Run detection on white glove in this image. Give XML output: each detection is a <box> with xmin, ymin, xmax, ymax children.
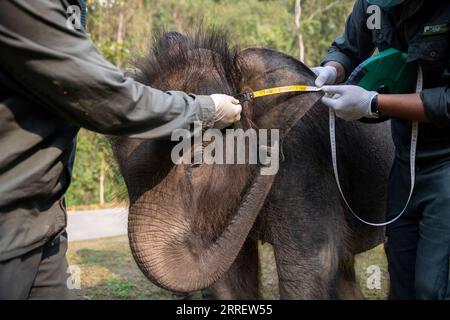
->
<box><xmin>321</xmin><ymin>85</ymin><xmax>379</xmax><ymax>121</ymax></box>
<box><xmin>311</xmin><ymin>65</ymin><xmax>338</xmax><ymax>87</ymax></box>
<box><xmin>210</xmin><ymin>94</ymin><xmax>242</xmax><ymax>129</ymax></box>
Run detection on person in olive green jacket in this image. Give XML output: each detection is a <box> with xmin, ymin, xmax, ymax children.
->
<box><xmin>314</xmin><ymin>0</ymin><xmax>449</xmax><ymax>299</ymax></box>
<box><xmin>0</xmin><ymin>0</ymin><xmax>242</xmax><ymax>299</ymax></box>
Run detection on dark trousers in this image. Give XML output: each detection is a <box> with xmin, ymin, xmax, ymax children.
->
<box><xmin>386</xmin><ymin>159</ymin><xmax>450</xmax><ymax>300</ymax></box>
<box><xmin>0</xmin><ymin>232</ymin><xmax>72</xmax><ymax>300</ymax></box>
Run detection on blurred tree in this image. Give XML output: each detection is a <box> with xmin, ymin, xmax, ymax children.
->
<box><xmin>66</xmin><ymin>129</ymin><xmax>125</xmax><ymax>207</ymax></box>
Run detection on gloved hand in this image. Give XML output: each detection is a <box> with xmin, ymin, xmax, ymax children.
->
<box><xmin>321</xmin><ymin>85</ymin><xmax>379</xmax><ymax>121</ymax></box>
<box><xmin>210</xmin><ymin>94</ymin><xmax>242</xmax><ymax>129</ymax></box>
<box><xmin>311</xmin><ymin>65</ymin><xmax>338</xmax><ymax>87</ymax></box>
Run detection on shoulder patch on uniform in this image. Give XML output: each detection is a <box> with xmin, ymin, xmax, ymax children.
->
<box><xmin>423</xmin><ymin>23</ymin><xmax>449</xmax><ymax>36</ymax></box>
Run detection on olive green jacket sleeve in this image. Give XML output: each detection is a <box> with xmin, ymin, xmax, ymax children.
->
<box><xmin>0</xmin><ymin>0</ymin><xmax>215</xmax><ymax>139</ymax></box>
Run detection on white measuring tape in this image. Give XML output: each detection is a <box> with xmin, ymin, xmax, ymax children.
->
<box><xmin>329</xmin><ymin>67</ymin><xmax>422</xmax><ymax>227</ymax></box>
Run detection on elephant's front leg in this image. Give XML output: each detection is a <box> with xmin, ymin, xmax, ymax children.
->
<box><xmin>205</xmin><ymin>238</ymin><xmax>260</xmax><ymax>300</ymax></box>
<box><xmin>273</xmin><ymin>239</ymin><xmax>340</xmax><ymax>300</ymax></box>
<box><xmin>335</xmin><ymin>255</ymin><xmax>364</xmax><ymax>300</ymax></box>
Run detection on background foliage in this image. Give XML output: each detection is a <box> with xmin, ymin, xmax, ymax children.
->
<box><xmin>66</xmin><ymin>0</ymin><xmax>355</xmax><ymax>208</ymax></box>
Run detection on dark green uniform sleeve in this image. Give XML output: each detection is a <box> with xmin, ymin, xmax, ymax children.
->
<box><xmin>322</xmin><ymin>0</ymin><xmax>376</xmax><ymax>79</ymax></box>
<box><xmin>420</xmin><ymin>58</ymin><xmax>450</xmax><ymax>128</ymax></box>
<box><xmin>0</xmin><ymin>0</ymin><xmax>215</xmax><ymax>139</ymax></box>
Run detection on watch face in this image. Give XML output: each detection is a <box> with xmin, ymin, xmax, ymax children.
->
<box><xmin>370</xmin><ymin>94</ymin><xmax>380</xmax><ymax>115</ymax></box>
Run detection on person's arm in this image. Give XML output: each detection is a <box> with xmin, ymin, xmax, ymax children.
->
<box><xmin>0</xmin><ymin>0</ymin><xmax>238</xmax><ymax>139</ymax></box>
<box><xmin>419</xmin><ymin>72</ymin><xmax>450</xmax><ymax>127</ymax></box>
<box><xmin>323</xmin><ymin>61</ymin><xmax>346</xmax><ymax>85</ymax></box>
<box><xmin>321</xmin><ymin>84</ymin><xmax>449</xmax><ymax>123</ymax></box>
<box><xmin>311</xmin><ymin>61</ymin><xmax>346</xmax><ymax>87</ymax></box>
<box><xmin>377</xmin><ymin>94</ymin><xmax>428</xmax><ymax>122</ymax></box>
<box><xmin>322</xmin><ymin>50</ymin><xmax>450</xmax><ymax>123</ymax></box>
<box><xmin>377</xmin><ymin>52</ymin><xmax>450</xmax><ymax>124</ymax></box>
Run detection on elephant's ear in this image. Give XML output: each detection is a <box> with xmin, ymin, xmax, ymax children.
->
<box><xmin>238</xmin><ymin>48</ymin><xmax>323</xmax><ymax>135</ymax></box>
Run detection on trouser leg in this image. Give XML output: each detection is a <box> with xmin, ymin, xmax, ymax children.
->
<box><xmin>0</xmin><ymin>232</ymin><xmax>72</xmax><ymax>300</ymax></box>
<box><xmin>28</xmin><ymin>232</ymin><xmax>72</xmax><ymax>300</ymax></box>
<box><xmin>387</xmin><ymin>159</ymin><xmax>450</xmax><ymax>300</ymax></box>
<box><xmin>0</xmin><ymin>245</ymin><xmax>43</xmax><ymax>299</ymax></box>
<box><xmin>386</xmin><ymin>160</ymin><xmax>420</xmax><ymax>300</ymax></box>
<box><xmin>386</xmin><ymin>217</ymin><xmax>419</xmax><ymax>300</ymax></box>
<box><xmin>414</xmin><ymin>166</ymin><xmax>450</xmax><ymax>300</ymax></box>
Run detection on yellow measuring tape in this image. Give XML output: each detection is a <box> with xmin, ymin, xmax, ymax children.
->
<box><xmin>252</xmin><ymin>85</ymin><xmax>322</xmax><ymax>98</ymax></box>
<box><xmin>234</xmin><ymin>85</ymin><xmax>322</xmax><ymax>103</ymax></box>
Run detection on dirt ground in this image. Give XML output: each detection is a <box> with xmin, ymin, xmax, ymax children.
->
<box><xmin>67</xmin><ymin>236</ymin><xmax>388</xmax><ymax>300</ymax></box>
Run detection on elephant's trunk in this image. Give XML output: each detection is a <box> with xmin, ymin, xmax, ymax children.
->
<box><xmin>128</xmin><ymin>169</ymin><xmax>275</xmax><ymax>292</ymax></box>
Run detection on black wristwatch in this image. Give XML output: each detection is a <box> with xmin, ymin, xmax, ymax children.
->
<box><xmin>369</xmin><ymin>94</ymin><xmax>381</xmax><ymax>119</ymax></box>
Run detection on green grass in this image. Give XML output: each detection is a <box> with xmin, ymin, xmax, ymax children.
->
<box><xmin>356</xmin><ymin>245</ymin><xmax>389</xmax><ymax>300</ymax></box>
<box><xmin>67</xmin><ymin>236</ymin><xmax>388</xmax><ymax>300</ymax></box>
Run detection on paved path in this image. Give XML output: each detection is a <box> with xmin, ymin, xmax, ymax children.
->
<box><xmin>66</xmin><ymin>207</ymin><xmax>128</xmax><ymax>242</ymax></box>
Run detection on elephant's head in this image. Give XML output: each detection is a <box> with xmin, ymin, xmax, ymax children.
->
<box><xmin>111</xmin><ymin>30</ymin><xmax>323</xmax><ymax>292</ymax></box>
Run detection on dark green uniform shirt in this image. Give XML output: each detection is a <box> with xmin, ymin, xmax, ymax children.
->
<box><xmin>0</xmin><ymin>0</ymin><xmax>215</xmax><ymax>261</ymax></box>
<box><xmin>323</xmin><ymin>0</ymin><xmax>450</xmax><ymax>163</ymax></box>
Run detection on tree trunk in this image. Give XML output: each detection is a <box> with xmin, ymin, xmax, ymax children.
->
<box><xmin>99</xmin><ymin>154</ymin><xmax>105</xmax><ymax>206</ymax></box>
<box><xmin>173</xmin><ymin>9</ymin><xmax>183</xmax><ymax>33</ymax></box>
<box><xmin>116</xmin><ymin>4</ymin><xmax>125</xmax><ymax>67</ymax></box>
<box><xmin>294</xmin><ymin>0</ymin><xmax>305</xmax><ymax>62</ymax></box>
